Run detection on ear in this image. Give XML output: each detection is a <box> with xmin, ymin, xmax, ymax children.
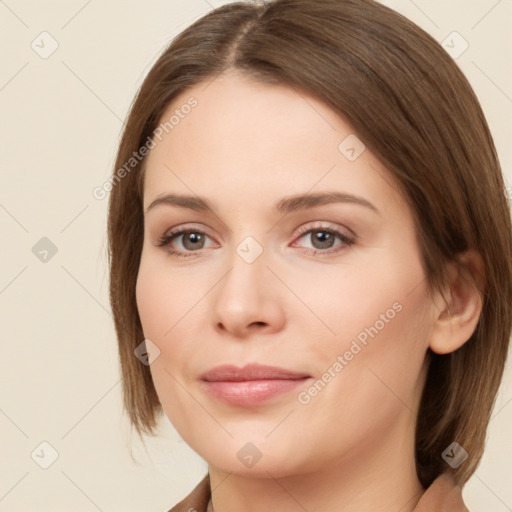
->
<box><xmin>429</xmin><ymin>250</ymin><xmax>485</xmax><ymax>355</ymax></box>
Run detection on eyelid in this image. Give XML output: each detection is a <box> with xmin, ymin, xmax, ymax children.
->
<box><xmin>157</xmin><ymin>221</ymin><xmax>354</xmax><ymax>241</ymax></box>
<box><xmin>155</xmin><ymin>220</ymin><xmax>356</xmax><ymax>257</ymax></box>
<box><xmin>156</xmin><ymin>222</ymin><xmax>217</xmax><ymax>242</ymax></box>
<box><xmin>293</xmin><ymin>221</ymin><xmax>355</xmax><ymax>240</ymax></box>
<box><xmin>290</xmin><ymin>223</ymin><xmax>356</xmax><ymax>254</ymax></box>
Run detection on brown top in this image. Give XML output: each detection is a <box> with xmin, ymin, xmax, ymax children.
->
<box><xmin>167</xmin><ymin>472</ymin><xmax>469</xmax><ymax>512</ymax></box>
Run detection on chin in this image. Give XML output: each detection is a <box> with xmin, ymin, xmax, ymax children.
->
<box><xmin>187</xmin><ymin>432</ymin><xmax>314</xmax><ymax>479</ymax></box>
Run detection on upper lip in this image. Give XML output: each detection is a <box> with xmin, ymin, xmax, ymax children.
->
<box><xmin>200</xmin><ymin>364</ymin><xmax>310</xmax><ymax>382</ymax></box>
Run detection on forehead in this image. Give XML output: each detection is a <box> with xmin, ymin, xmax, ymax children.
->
<box><xmin>142</xmin><ymin>71</ymin><xmax>404</xmax><ymax>217</ymax></box>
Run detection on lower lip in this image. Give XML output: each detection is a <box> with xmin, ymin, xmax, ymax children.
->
<box><xmin>202</xmin><ymin>378</ymin><xmax>310</xmax><ymax>407</ymax></box>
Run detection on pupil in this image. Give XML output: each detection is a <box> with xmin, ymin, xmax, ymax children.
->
<box><xmin>184</xmin><ymin>232</ymin><xmax>203</xmax><ymax>249</ymax></box>
<box><xmin>313</xmin><ymin>231</ymin><xmax>334</xmax><ymax>249</ymax></box>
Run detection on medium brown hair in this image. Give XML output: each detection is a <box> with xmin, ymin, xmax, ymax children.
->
<box><xmin>107</xmin><ymin>0</ymin><xmax>512</xmax><ymax>488</ymax></box>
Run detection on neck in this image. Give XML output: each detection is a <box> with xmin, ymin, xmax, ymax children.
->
<box><xmin>207</xmin><ymin>415</ymin><xmax>425</xmax><ymax>512</ymax></box>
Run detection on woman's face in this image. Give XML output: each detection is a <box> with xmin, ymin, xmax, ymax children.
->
<box><xmin>136</xmin><ymin>71</ymin><xmax>437</xmax><ymax>478</ymax></box>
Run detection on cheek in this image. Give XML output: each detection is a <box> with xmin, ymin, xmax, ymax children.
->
<box><xmin>136</xmin><ymin>266</ymin><xmax>192</xmax><ymax>437</ymax></box>
<box><xmin>135</xmin><ymin>257</ymin><xmax>209</xmax><ymax>417</ymax></box>
<box><xmin>304</xmin><ymin>277</ymin><xmax>432</xmax><ymax>428</ymax></box>
<box><xmin>135</xmin><ymin>253</ymin><xmax>202</xmax><ymax>342</ymax></box>
<box><xmin>291</xmin><ymin>291</ymin><xmax>431</xmax><ymax>468</ymax></box>
<box><xmin>293</xmin><ymin>250</ymin><xmax>426</xmax><ymax>352</ymax></box>
<box><xmin>297</xmin><ymin>247</ymin><xmax>431</xmax><ymax>412</ymax></box>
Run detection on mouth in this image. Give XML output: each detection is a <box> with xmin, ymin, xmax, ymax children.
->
<box><xmin>199</xmin><ymin>364</ymin><xmax>311</xmax><ymax>407</ymax></box>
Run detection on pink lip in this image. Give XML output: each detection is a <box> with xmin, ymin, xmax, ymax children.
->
<box><xmin>200</xmin><ymin>364</ymin><xmax>311</xmax><ymax>407</ymax></box>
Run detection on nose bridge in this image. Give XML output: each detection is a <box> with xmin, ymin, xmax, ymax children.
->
<box><xmin>212</xmin><ymin>231</ymin><xmax>284</xmax><ymax>335</ymax></box>
<box><xmin>220</xmin><ymin>234</ymin><xmax>268</xmax><ymax>307</ymax></box>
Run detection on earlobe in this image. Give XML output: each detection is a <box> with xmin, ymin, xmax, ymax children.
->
<box><xmin>428</xmin><ymin>250</ymin><xmax>485</xmax><ymax>355</ymax></box>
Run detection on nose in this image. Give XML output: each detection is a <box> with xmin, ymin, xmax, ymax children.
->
<box><xmin>212</xmin><ymin>243</ymin><xmax>286</xmax><ymax>339</ymax></box>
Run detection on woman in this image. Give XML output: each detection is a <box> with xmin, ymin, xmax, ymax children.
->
<box><xmin>107</xmin><ymin>0</ymin><xmax>512</xmax><ymax>510</ymax></box>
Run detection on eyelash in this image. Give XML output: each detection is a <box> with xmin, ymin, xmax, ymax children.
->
<box><xmin>156</xmin><ymin>224</ymin><xmax>355</xmax><ymax>258</ymax></box>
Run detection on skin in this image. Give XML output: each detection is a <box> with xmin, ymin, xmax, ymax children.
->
<box><xmin>136</xmin><ymin>70</ymin><xmax>483</xmax><ymax>512</ymax></box>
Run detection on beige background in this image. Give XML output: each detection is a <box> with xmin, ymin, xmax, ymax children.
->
<box><xmin>0</xmin><ymin>0</ymin><xmax>511</xmax><ymax>510</ymax></box>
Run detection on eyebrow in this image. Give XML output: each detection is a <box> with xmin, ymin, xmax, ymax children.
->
<box><xmin>145</xmin><ymin>191</ymin><xmax>380</xmax><ymax>216</ymax></box>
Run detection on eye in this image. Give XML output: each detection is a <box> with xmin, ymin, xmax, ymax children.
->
<box><xmin>156</xmin><ymin>227</ymin><xmax>216</xmax><ymax>258</ymax></box>
<box><xmin>291</xmin><ymin>224</ymin><xmax>355</xmax><ymax>255</ymax></box>
<box><xmin>155</xmin><ymin>223</ymin><xmax>355</xmax><ymax>258</ymax></box>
